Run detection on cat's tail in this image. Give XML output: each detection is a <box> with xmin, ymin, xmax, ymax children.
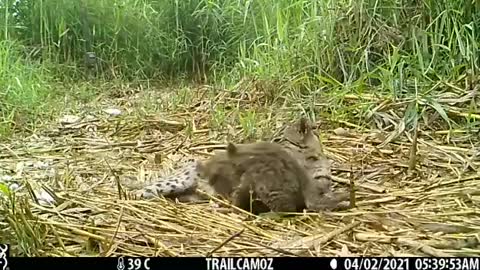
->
<box><xmin>121</xmin><ymin>160</ymin><xmax>201</xmax><ymax>199</ymax></box>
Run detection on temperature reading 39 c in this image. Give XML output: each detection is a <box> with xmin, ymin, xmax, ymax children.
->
<box><xmin>117</xmin><ymin>257</ymin><xmax>151</xmax><ymax>270</ymax></box>
<box><xmin>127</xmin><ymin>258</ymin><xmax>151</xmax><ymax>270</ymax></box>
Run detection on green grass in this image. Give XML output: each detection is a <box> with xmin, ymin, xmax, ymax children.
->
<box><xmin>0</xmin><ymin>0</ymin><xmax>478</xmax><ymax>137</ymax></box>
<box><xmin>0</xmin><ymin>39</ymin><xmax>57</xmax><ymax>136</ymax></box>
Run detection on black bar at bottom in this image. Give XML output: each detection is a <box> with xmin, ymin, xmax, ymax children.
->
<box><xmin>6</xmin><ymin>256</ymin><xmax>480</xmax><ymax>270</ymax></box>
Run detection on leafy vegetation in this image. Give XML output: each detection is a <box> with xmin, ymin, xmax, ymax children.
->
<box><xmin>0</xmin><ymin>0</ymin><xmax>478</xmax><ymax>135</ymax></box>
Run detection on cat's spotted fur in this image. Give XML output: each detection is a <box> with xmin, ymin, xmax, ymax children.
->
<box><xmin>133</xmin><ymin>117</ymin><xmax>347</xmax><ymax>210</ymax></box>
<box><xmin>196</xmin><ymin>141</ymin><xmax>335</xmax><ymax>214</ymax></box>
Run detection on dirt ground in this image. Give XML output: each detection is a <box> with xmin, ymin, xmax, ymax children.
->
<box><xmin>1</xmin><ymin>87</ymin><xmax>479</xmax><ymax>257</ymax></box>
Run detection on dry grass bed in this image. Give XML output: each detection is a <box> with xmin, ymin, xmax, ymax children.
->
<box><xmin>0</xmin><ymin>86</ymin><xmax>479</xmax><ymax>257</ymax></box>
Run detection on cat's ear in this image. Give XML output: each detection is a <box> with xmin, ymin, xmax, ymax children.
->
<box><xmin>298</xmin><ymin>117</ymin><xmax>310</xmax><ymax>133</ymax></box>
<box><xmin>226</xmin><ymin>142</ymin><xmax>238</xmax><ymax>156</ymax></box>
<box><xmin>299</xmin><ymin>119</ymin><xmax>321</xmax><ymax>147</ymax></box>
